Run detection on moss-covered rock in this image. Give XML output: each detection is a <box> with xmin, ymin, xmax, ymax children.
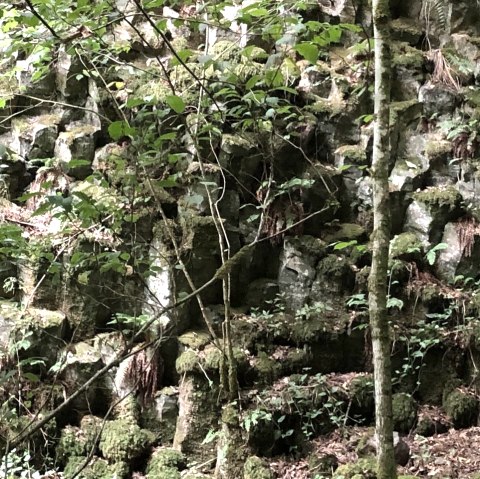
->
<box><xmin>392</xmin><ymin>393</ymin><xmax>417</xmax><ymax>433</ymax></box>
<box><xmin>99</xmin><ymin>419</ymin><xmax>154</xmax><ymax>462</ymax></box>
<box><xmin>176</xmin><ymin>350</ymin><xmax>199</xmax><ymax>374</ymax></box>
<box><xmin>307</xmin><ymin>453</ymin><xmax>338</xmax><ymax>476</ymax></box>
<box><xmin>178</xmin><ymin>329</ymin><xmax>211</xmax><ymax>349</ymax></box>
<box><xmin>349</xmin><ymin>374</ymin><xmax>374</xmax><ymax>422</ymax></box>
<box><xmin>413</xmin><ymin>185</ymin><xmax>461</xmax><ymax>210</ymax></box>
<box><xmin>425</xmin><ymin>139</ymin><xmax>452</xmax><ymax>161</ymax></box>
<box><xmin>63</xmin><ymin>456</ymin><xmax>128</xmax><ymax>479</ymax></box>
<box><xmin>390</xmin><ymin>18</ymin><xmax>423</xmax><ymax>45</ymax></box>
<box><xmin>332</xmin><ymin>457</ymin><xmax>377</xmax><ymax>478</ymax></box>
<box><xmin>146</xmin><ymin>447</ymin><xmax>186</xmax><ymax>479</ymax></box>
<box><xmin>323</xmin><ymin>223</ymin><xmax>366</xmax><ymax>243</ymax></box>
<box><xmin>390</xmin><ymin>232</ymin><xmax>423</xmax><ymax>259</ymax></box>
<box><xmin>56</xmin><ymin>416</ymin><xmax>103</xmax><ymax>464</ymax></box>
<box><xmin>243</xmin><ymin>455</ymin><xmax>273</xmax><ymax>479</ymax></box>
<box><xmin>253</xmin><ymin>352</ymin><xmax>281</xmax><ymax>383</ymax></box>
<box><xmin>148</xmin><ymin>447</ymin><xmax>186</xmax><ymax>469</ymax></box>
<box><xmin>183</xmin><ymin>474</ymin><xmax>212</xmax><ymax>479</ymax></box>
<box><xmin>443</xmin><ymin>389</ymin><xmax>479</xmax><ymax>428</ymax></box>
<box><xmin>392</xmin><ymin>42</ymin><xmax>424</xmax><ymax>69</ymax></box>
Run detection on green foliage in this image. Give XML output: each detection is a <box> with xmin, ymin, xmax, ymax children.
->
<box><xmin>244</xmin><ymin>372</ymin><xmax>347</xmax><ymax>448</ymax></box>
<box><xmin>426</xmin><ymin>242</ymin><xmax>448</xmax><ymax>265</ymax></box>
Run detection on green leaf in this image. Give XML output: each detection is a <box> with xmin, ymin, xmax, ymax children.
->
<box><xmin>295</xmin><ymin>43</ymin><xmax>319</xmax><ymax>64</ymax></box>
<box><xmin>108</xmin><ymin>121</ymin><xmax>136</xmax><ymax>141</ymax></box>
<box><xmin>245</xmin><ymin>74</ymin><xmax>261</xmax><ymax>90</ymax></box>
<box><xmin>68</xmin><ymin>159</ymin><xmax>91</xmax><ymax>168</ymax></box>
<box><xmin>125</xmin><ymin>97</ymin><xmax>146</xmax><ymax>108</ymax></box>
<box><xmin>166</xmin><ymin>95</ymin><xmax>185</xmax><ymax>113</ymax></box>
<box><xmin>333</xmin><ymin>240</ymin><xmax>358</xmax><ymax>250</ymax></box>
<box><xmin>159</xmin><ymin>132</ymin><xmax>177</xmax><ymax>140</ymax></box>
<box><xmin>157</xmin><ymin>177</ymin><xmax>179</xmax><ymax>188</ymax></box>
<box><xmin>23</xmin><ymin>372</ymin><xmax>40</xmax><ymax>382</ymax></box>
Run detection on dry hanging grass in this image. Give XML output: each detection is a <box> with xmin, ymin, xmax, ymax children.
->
<box><xmin>456</xmin><ymin>217</ymin><xmax>480</xmax><ymax>258</ymax></box>
<box><xmin>116</xmin><ymin>345</ymin><xmax>162</xmax><ymax>408</ymax></box>
<box><xmin>427</xmin><ymin>49</ymin><xmax>460</xmax><ymax>91</ymax></box>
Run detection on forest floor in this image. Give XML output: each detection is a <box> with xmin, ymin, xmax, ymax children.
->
<box><xmin>269</xmin><ymin>425</ymin><xmax>480</xmax><ymax>478</ymax></box>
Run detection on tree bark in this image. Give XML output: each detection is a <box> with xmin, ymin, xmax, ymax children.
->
<box><xmin>369</xmin><ymin>0</ymin><xmax>397</xmax><ymax>478</ymax></box>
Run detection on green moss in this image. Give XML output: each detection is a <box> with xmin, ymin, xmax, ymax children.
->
<box><xmin>307</xmin><ymin>453</ymin><xmax>338</xmax><ymax>476</ymax></box>
<box><xmin>56</xmin><ymin>416</ymin><xmax>103</xmax><ymax>463</ymax></box>
<box><xmin>148</xmin><ymin>447</ymin><xmax>186</xmax><ymax>469</ymax></box>
<box><xmin>176</xmin><ymin>350</ymin><xmax>199</xmax><ymax>374</ymax></box>
<box><xmin>244</xmin><ymin>456</ymin><xmax>273</xmax><ymax>479</ymax></box>
<box><xmin>390</xmin><ymin>232</ymin><xmax>422</xmax><ymax>258</ymax></box>
<box><xmin>323</xmin><ymin>223</ymin><xmax>365</xmax><ymax>243</ymax></box>
<box><xmin>281</xmin><ymin>348</ymin><xmax>311</xmax><ymax>374</ymax></box>
<box><xmin>413</xmin><ymin>185</ymin><xmax>461</xmax><ymax>210</ymax></box>
<box><xmin>349</xmin><ymin>375</ymin><xmax>374</xmax><ymax>420</ymax></box>
<box><xmin>306</xmin><ymin>97</ymin><xmax>343</xmax><ymax>116</ymax></box>
<box><xmin>254</xmin><ymin>353</ymin><xmax>281</xmax><ymax>383</ymax></box>
<box><xmin>146</xmin><ymin>448</ymin><xmax>185</xmax><ymax>478</ymax></box>
<box><xmin>333</xmin><ymin>457</ymin><xmax>377</xmax><ymax>478</ymax></box>
<box><xmin>425</xmin><ymin>140</ymin><xmax>452</xmax><ymax>161</ymax></box>
<box><xmin>443</xmin><ymin>389</ymin><xmax>479</xmax><ymax>428</ymax></box>
<box><xmin>392</xmin><ymin>393</ymin><xmax>417</xmax><ymax>433</ymax></box>
<box><xmin>63</xmin><ymin>456</ymin><xmax>128</xmax><ymax>479</ymax></box>
<box><xmin>203</xmin><ymin>345</ymin><xmax>222</xmax><ymax>370</ymax></box>
<box><xmin>392</xmin><ymin>42</ymin><xmax>424</xmax><ymax>69</ymax></box>
<box><xmin>390</xmin><ymin>100</ymin><xmax>422</xmax><ymax>126</ymax></box>
<box><xmin>465</xmin><ymin>88</ymin><xmax>480</xmax><ymax>108</ymax></box>
<box><xmin>99</xmin><ymin>419</ymin><xmax>154</xmax><ymax>462</ymax></box>
<box><xmin>147</xmin><ymin>466</ymin><xmax>181</xmax><ymax>479</ymax></box>
<box><xmin>178</xmin><ymin>329</ymin><xmax>211</xmax><ymax>349</ymax></box>
<box><xmin>390</xmin><ymin>19</ymin><xmax>423</xmax><ymax>44</ymax></box>
<box><xmin>335</xmin><ymin>145</ymin><xmax>367</xmax><ymax>165</ymax></box>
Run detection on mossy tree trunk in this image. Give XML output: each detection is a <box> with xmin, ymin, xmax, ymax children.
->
<box><xmin>369</xmin><ymin>0</ymin><xmax>397</xmax><ymax>478</ymax></box>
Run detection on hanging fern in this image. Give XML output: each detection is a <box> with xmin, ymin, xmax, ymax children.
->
<box><xmin>431</xmin><ymin>0</ymin><xmax>448</xmax><ymax>30</ymax></box>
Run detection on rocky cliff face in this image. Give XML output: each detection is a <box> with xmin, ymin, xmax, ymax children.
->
<box><xmin>2</xmin><ymin>0</ymin><xmax>480</xmax><ymax>477</ymax></box>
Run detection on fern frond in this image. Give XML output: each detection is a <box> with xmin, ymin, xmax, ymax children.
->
<box><xmin>432</xmin><ymin>0</ymin><xmax>448</xmax><ymax>30</ymax></box>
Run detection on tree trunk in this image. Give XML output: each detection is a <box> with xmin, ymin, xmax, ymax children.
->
<box><xmin>369</xmin><ymin>1</ymin><xmax>397</xmax><ymax>478</ymax></box>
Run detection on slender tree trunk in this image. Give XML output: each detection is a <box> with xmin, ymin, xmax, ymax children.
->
<box><xmin>369</xmin><ymin>1</ymin><xmax>397</xmax><ymax>478</ymax></box>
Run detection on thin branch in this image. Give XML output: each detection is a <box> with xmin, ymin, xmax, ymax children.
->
<box><xmin>24</xmin><ymin>0</ymin><xmax>61</xmax><ymax>39</ymax></box>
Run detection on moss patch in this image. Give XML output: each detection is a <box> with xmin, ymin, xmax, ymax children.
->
<box><xmin>178</xmin><ymin>329</ymin><xmax>211</xmax><ymax>349</ymax></box>
<box><xmin>99</xmin><ymin>419</ymin><xmax>154</xmax><ymax>462</ymax></box>
<box><xmin>333</xmin><ymin>457</ymin><xmax>377</xmax><ymax>479</ymax></box>
<box><xmin>146</xmin><ymin>447</ymin><xmax>186</xmax><ymax>479</ymax></box>
<box><xmin>443</xmin><ymin>389</ymin><xmax>479</xmax><ymax>428</ymax></box>
<box><xmin>390</xmin><ymin>232</ymin><xmax>423</xmax><ymax>258</ymax></box>
<box><xmin>244</xmin><ymin>455</ymin><xmax>273</xmax><ymax>479</ymax></box>
<box><xmin>63</xmin><ymin>456</ymin><xmax>128</xmax><ymax>479</ymax></box>
<box><xmin>425</xmin><ymin>139</ymin><xmax>452</xmax><ymax>161</ymax></box>
<box><xmin>413</xmin><ymin>185</ymin><xmax>461</xmax><ymax>210</ymax></box>
<box><xmin>392</xmin><ymin>393</ymin><xmax>417</xmax><ymax>433</ymax></box>
<box><xmin>56</xmin><ymin>416</ymin><xmax>102</xmax><ymax>464</ymax></box>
